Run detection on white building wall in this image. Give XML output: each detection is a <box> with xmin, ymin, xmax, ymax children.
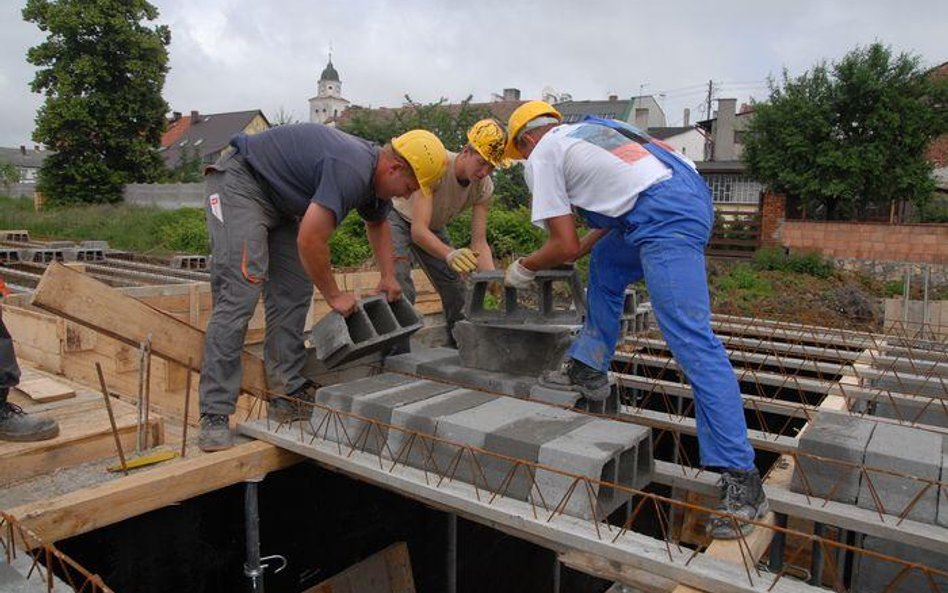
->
<box><xmin>660</xmin><ymin>129</ymin><xmax>706</xmax><ymax>162</ymax></box>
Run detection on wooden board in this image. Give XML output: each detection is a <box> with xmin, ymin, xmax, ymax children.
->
<box><xmin>31</xmin><ymin>262</ymin><xmax>267</xmax><ymax>397</ymax></box>
<box><xmin>14</xmin><ymin>377</ymin><xmax>76</xmax><ymax>403</ymax></box>
<box><xmin>0</xmin><ymin>398</ymin><xmax>162</xmax><ymax>486</ymax></box>
<box><xmin>304</xmin><ymin>542</ymin><xmax>415</xmax><ymax>593</ymax></box>
<box><xmin>9</xmin><ymin>441</ymin><xmax>301</xmax><ymax>543</ymax></box>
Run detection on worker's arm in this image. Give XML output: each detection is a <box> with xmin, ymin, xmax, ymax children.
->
<box><xmin>298</xmin><ymin>202</ymin><xmax>356</xmax><ymax>316</ymax></box>
<box><xmin>574</xmin><ymin>228</ymin><xmax>610</xmax><ymax>261</ymax></box>
<box><xmin>469</xmin><ymin>200</ymin><xmax>494</xmax><ymax>271</ymax></box>
<box><xmin>409</xmin><ymin>193</ymin><xmax>452</xmax><ymax>260</ymax></box>
<box><xmin>521</xmin><ymin>215</ymin><xmax>581</xmax><ymax>271</ymax></box>
<box><xmin>365</xmin><ymin>218</ymin><xmax>402</xmax><ymax>302</ymax></box>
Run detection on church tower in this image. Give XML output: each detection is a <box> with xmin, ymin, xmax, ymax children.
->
<box><xmin>309</xmin><ymin>55</ymin><xmax>350</xmax><ymax>125</ymax></box>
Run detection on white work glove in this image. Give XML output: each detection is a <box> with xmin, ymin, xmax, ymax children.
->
<box><xmin>504</xmin><ymin>258</ymin><xmax>536</xmax><ymax>289</ymax></box>
<box><xmin>446</xmin><ymin>247</ymin><xmax>478</xmax><ymax>273</ymax></box>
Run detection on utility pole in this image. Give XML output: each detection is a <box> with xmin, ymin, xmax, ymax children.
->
<box><xmin>705</xmin><ymin>79</ymin><xmax>714</xmax><ymax>120</ymax></box>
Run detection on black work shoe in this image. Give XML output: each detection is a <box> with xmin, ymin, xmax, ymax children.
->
<box><xmin>198</xmin><ymin>413</ymin><xmax>233</xmax><ymax>452</ymax></box>
<box><xmin>268</xmin><ymin>381</ymin><xmax>319</xmax><ymax>424</ymax></box>
<box><xmin>707</xmin><ymin>468</ymin><xmax>770</xmax><ymax>539</ymax></box>
<box><xmin>539</xmin><ymin>358</ymin><xmax>612</xmax><ymax>401</ymax></box>
<box><xmin>0</xmin><ymin>402</ymin><xmax>59</xmax><ymax>442</ymax></box>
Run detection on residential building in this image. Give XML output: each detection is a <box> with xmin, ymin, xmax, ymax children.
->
<box><xmin>160</xmin><ymin>109</ymin><xmax>270</xmax><ymax>169</ymax></box>
<box><xmin>309</xmin><ymin>57</ymin><xmax>351</xmax><ymax>125</ymax></box>
<box><xmin>696</xmin><ymin>99</ymin><xmax>762</xmax><ymax>205</ymax></box>
<box><xmin>555</xmin><ymin>95</ymin><xmax>667</xmax><ymax>128</ymax></box>
<box><xmin>0</xmin><ymin>145</ymin><xmax>50</xmax><ymax>184</ymax></box>
<box><xmin>648</xmin><ymin>126</ymin><xmax>706</xmax><ymax>162</ymax></box>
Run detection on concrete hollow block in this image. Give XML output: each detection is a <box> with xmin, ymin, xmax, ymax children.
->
<box><xmin>306</xmin><ymin>373</ymin><xmax>417</xmax><ymax>444</ymax></box>
<box><xmin>790</xmin><ymin>413</ymin><xmax>875</xmax><ymax>504</ymax></box>
<box><xmin>383</xmin><ymin>346</ymin><xmax>461</xmax><ymax>375</ymax></box>
<box><xmin>310</xmin><ymin>296</ymin><xmax>424</xmax><ymax>368</ymax></box>
<box><xmin>454</xmin><ymin>320</ymin><xmax>577</xmax><ymax>375</ymax></box>
<box><xmin>856</xmin><ymin>422</ymin><xmax>942</xmax><ymax>523</ymax></box>
<box><xmin>852</xmin><ymin>536</ymin><xmax>948</xmax><ymax>593</ymax></box>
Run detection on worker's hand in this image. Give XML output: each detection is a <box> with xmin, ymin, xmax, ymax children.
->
<box><xmin>327</xmin><ymin>292</ymin><xmax>358</xmax><ymax>317</ymax></box>
<box><xmin>504</xmin><ymin>258</ymin><xmax>536</xmax><ymax>289</ymax></box>
<box><xmin>376</xmin><ymin>275</ymin><xmax>403</xmax><ymax>303</ymax></box>
<box><xmin>445</xmin><ymin>247</ymin><xmax>478</xmax><ymax>274</ymax></box>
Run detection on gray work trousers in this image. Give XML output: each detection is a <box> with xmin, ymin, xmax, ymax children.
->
<box><xmin>387</xmin><ymin>210</ymin><xmax>466</xmax><ymax>340</ymax></box>
<box><xmin>0</xmin><ymin>316</ymin><xmax>21</xmax><ymax>404</ymax></box>
<box><xmin>199</xmin><ymin>154</ymin><xmax>313</xmax><ymax>416</ymax></box>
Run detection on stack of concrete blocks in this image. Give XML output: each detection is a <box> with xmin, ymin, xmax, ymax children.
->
<box><xmin>0</xmin><ymin>249</ymin><xmax>20</xmax><ymax>264</ymax></box>
<box><xmin>306</xmin><ymin>372</ymin><xmax>653</xmax><ymax>520</ymax></box>
<box><xmin>867</xmin><ymin>362</ymin><xmax>948</xmax><ymax>428</ymax></box>
<box><xmin>310</xmin><ymin>295</ymin><xmax>424</xmax><ymax>368</ymax></box>
<box><xmin>171</xmin><ymin>254</ymin><xmax>209</xmax><ymax>270</ymax></box>
<box><xmin>791</xmin><ymin>413</ymin><xmax>948</xmax><ymax>593</ymax></box>
<box><xmin>0</xmin><ymin>230</ymin><xmax>30</xmax><ymax>242</ymax></box>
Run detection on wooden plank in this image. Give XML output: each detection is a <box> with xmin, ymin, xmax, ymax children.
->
<box><xmin>31</xmin><ymin>262</ymin><xmax>267</xmax><ymax>397</ymax></box>
<box><xmin>239</xmin><ymin>421</ymin><xmax>824</xmax><ymax>593</ymax></box>
<box><xmin>304</xmin><ymin>542</ymin><xmax>415</xmax><ymax>593</ymax></box>
<box><xmin>14</xmin><ymin>377</ymin><xmax>75</xmax><ymax>403</ymax></box>
<box><xmin>0</xmin><ymin>398</ymin><xmax>162</xmax><ymax>486</ymax></box>
<box><xmin>560</xmin><ymin>550</ymin><xmax>676</xmax><ymax>593</ymax></box>
<box><xmin>9</xmin><ymin>441</ymin><xmax>301</xmax><ymax>543</ymax></box>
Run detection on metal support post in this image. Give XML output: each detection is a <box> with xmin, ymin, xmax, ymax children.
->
<box><xmin>244</xmin><ymin>479</ymin><xmax>264</xmax><ymax>593</ymax></box>
<box><xmin>768</xmin><ymin>513</ymin><xmax>788</xmax><ymax>572</ymax></box>
<box><xmin>810</xmin><ymin>522</ymin><xmax>825</xmax><ymax>586</ymax></box>
<box><xmin>446</xmin><ymin>513</ymin><xmax>457</xmax><ymax>593</ymax></box>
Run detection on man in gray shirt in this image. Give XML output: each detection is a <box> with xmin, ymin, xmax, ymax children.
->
<box><xmin>199</xmin><ymin>124</ymin><xmax>447</xmax><ymax>451</ymax></box>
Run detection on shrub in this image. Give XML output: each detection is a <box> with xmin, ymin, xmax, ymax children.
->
<box><xmin>752</xmin><ymin>247</ymin><xmax>835</xmax><ymax>279</ymax></box>
<box><xmin>154</xmin><ymin>208</ymin><xmax>208</xmax><ymax>253</ymax></box>
<box><xmin>716</xmin><ymin>264</ymin><xmax>773</xmax><ymax>298</ymax></box>
<box><xmin>328</xmin><ymin>212</ymin><xmax>373</xmax><ymax>267</ymax></box>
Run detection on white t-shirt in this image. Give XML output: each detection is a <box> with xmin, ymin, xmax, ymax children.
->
<box><xmin>524</xmin><ymin>123</ymin><xmax>677</xmax><ymax>227</ymax></box>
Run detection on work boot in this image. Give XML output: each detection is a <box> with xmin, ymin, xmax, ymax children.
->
<box><xmin>707</xmin><ymin>468</ymin><xmax>769</xmax><ymax>539</ymax></box>
<box><xmin>539</xmin><ymin>358</ymin><xmax>612</xmax><ymax>401</ymax></box>
<box><xmin>0</xmin><ymin>402</ymin><xmax>59</xmax><ymax>442</ymax></box>
<box><xmin>268</xmin><ymin>381</ymin><xmax>319</xmax><ymax>424</ymax></box>
<box><xmin>198</xmin><ymin>413</ymin><xmax>233</xmax><ymax>452</ymax></box>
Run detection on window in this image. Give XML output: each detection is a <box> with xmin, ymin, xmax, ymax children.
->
<box><xmin>734</xmin><ymin>130</ymin><xmax>746</xmax><ymax>144</ymax></box>
<box><xmin>702</xmin><ymin>174</ymin><xmax>762</xmax><ymax>204</ymax></box>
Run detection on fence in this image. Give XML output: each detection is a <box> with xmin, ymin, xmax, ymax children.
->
<box><xmin>123</xmin><ymin>182</ymin><xmax>204</xmax><ymax>209</ymax></box>
<box><xmin>706</xmin><ymin>207</ymin><xmax>761</xmax><ymax>258</ymax></box>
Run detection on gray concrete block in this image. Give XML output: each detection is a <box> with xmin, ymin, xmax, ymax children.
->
<box><xmin>0</xmin><ymin>249</ymin><xmax>20</xmax><ymax>264</ymax></box>
<box><xmin>73</xmin><ymin>248</ymin><xmax>105</xmax><ymax>262</ymax></box>
<box><xmin>170</xmin><ymin>254</ymin><xmax>208</xmax><ymax>270</ymax></box>
<box><xmin>350</xmin><ymin>380</ymin><xmax>459</xmax><ymax>454</ymax></box>
<box><xmin>872</xmin><ymin>397</ymin><xmax>948</xmax><ymax>429</ymax></box>
<box><xmin>432</xmin><ymin>397</ymin><xmax>539</xmax><ymax>488</ymax></box>
<box><xmin>872</xmin><ymin>374</ymin><xmax>948</xmax><ymax>399</ymax></box>
<box><xmin>0</xmin><ymin>230</ymin><xmax>29</xmax><ymax>242</ymax></box>
<box><xmin>536</xmin><ymin>419</ymin><xmax>653</xmax><ymax>520</ymax></box>
<box><xmin>387</xmin><ymin>388</ymin><xmax>495</xmax><ymax>468</ymax></box>
<box><xmin>852</xmin><ymin>536</ymin><xmax>948</xmax><ymax>593</ymax></box>
<box><xmin>308</xmin><ymin>373</ymin><xmax>417</xmax><ymax>439</ymax></box>
<box><xmin>530</xmin><ymin>384</ymin><xmax>583</xmax><ymax>407</ymax></box>
<box><xmin>415</xmin><ymin>360</ymin><xmax>535</xmax><ymax>398</ymax></box>
<box><xmin>383</xmin><ymin>346</ymin><xmax>460</xmax><ymax>375</ymax></box>
<box><xmin>464</xmin><ymin>269</ymin><xmax>586</xmax><ymax>324</ymax></box>
<box><xmin>79</xmin><ymin>240</ymin><xmax>110</xmax><ymax>250</ymax></box>
<box><xmin>20</xmin><ymin>248</ymin><xmax>65</xmax><ymax>263</ymax></box>
<box><xmin>454</xmin><ymin>320</ymin><xmax>577</xmax><ymax>375</ymax></box>
<box><xmin>309</xmin><ymin>295</ymin><xmax>424</xmax><ymax>368</ymax></box>
<box><xmin>857</xmin><ymin>423</ymin><xmax>942</xmax><ymax>523</ymax></box>
<box><xmin>790</xmin><ymin>414</ymin><xmax>875</xmax><ymax>503</ymax></box>
<box><xmin>482</xmin><ymin>408</ymin><xmax>593</xmax><ymax>499</ymax></box>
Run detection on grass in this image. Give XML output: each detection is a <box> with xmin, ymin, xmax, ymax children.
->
<box><xmin>0</xmin><ymin>195</ymin><xmax>208</xmax><ymax>255</ymax></box>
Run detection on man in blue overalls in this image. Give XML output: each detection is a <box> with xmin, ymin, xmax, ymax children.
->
<box><xmin>502</xmin><ymin>101</ymin><xmax>766</xmax><ymax>539</ymax></box>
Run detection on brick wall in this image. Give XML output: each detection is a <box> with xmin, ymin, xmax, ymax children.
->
<box><xmin>781</xmin><ymin>221</ymin><xmax>948</xmax><ymax>264</ymax></box>
<box><xmin>759</xmin><ymin>192</ymin><xmax>785</xmax><ymax>247</ymax></box>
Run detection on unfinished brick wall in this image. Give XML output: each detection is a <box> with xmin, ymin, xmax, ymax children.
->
<box><xmin>759</xmin><ymin>192</ymin><xmax>786</xmax><ymax>247</ymax></box>
<box><xmin>780</xmin><ymin>221</ymin><xmax>948</xmax><ymax>264</ymax></box>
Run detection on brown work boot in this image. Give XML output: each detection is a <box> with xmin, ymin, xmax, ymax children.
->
<box><xmin>539</xmin><ymin>358</ymin><xmax>612</xmax><ymax>402</ymax></box>
<box><xmin>707</xmin><ymin>468</ymin><xmax>769</xmax><ymax>539</ymax></box>
<box><xmin>268</xmin><ymin>381</ymin><xmax>319</xmax><ymax>424</ymax></box>
<box><xmin>198</xmin><ymin>413</ymin><xmax>233</xmax><ymax>452</ymax></box>
<box><xmin>0</xmin><ymin>402</ymin><xmax>59</xmax><ymax>442</ymax></box>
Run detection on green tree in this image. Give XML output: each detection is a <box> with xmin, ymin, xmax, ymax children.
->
<box><xmin>744</xmin><ymin>43</ymin><xmax>948</xmax><ymax>220</ymax></box>
<box><xmin>0</xmin><ymin>162</ymin><xmax>21</xmax><ymax>192</ymax></box>
<box><xmin>169</xmin><ymin>145</ymin><xmax>203</xmax><ymax>183</ymax></box>
<box><xmin>493</xmin><ymin>163</ymin><xmax>530</xmax><ymax>209</ymax></box>
<box><xmin>24</xmin><ymin>0</ymin><xmax>171</xmax><ymax>205</ymax></box>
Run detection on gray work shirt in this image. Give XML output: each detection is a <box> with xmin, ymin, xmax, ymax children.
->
<box><xmin>231</xmin><ymin>123</ymin><xmax>390</xmax><ymax>224</ymax></box>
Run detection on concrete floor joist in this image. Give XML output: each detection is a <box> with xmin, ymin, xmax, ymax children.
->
<box><xmin>239</xmin><ymin>420</ymin><xmax>826</xmax><ymax>593</ymax></box>
<box><xmin>615</xmin><ymin>351</ymin><xmax>946</xmax><ymax>421</ymax></box>
<box><xmin>629</xmin><ymin>333</ymin><xmax>862</xmax><ymax>364</ymax></box>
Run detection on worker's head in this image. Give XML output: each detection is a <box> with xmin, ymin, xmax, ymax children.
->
<box><xmin>504</xmin><ymin>100</ymin><xmax>562</xmax><ymax>160</ymax></box>
<box><xmin>376</xmin><ymin>129</ymin><xmax>448</xmax><ymax>199</ymax></box>
<box><xmin>457</xmin><ymin>118</ymin><xmax>509</xmax><ymax>182</ymax></box>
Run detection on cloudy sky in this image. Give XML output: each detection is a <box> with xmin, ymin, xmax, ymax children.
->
<box><xmin>1</xmin><ymin>0</ymin><xmax>945</xmax><ymax>147</ymax></box>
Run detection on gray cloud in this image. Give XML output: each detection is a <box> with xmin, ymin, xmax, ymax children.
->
<box><xmin>1</xmin><ymin>0</ymin><xmax>945</xmax><ymax>145</ymax></box>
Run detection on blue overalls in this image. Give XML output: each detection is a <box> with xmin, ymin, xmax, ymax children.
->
<box><xmin>568</xmin><ymin>116</ymin><xmax>755</xmax><ymax>470</ymax></box>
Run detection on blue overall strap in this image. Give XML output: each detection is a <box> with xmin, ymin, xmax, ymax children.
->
<box><xmin>579</xmin><ymin>114</ymin><xmax>693</xmax><ymax>172</ymax></box>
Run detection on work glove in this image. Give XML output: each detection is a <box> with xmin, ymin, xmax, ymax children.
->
<box><xmin>504</xmin><ymin>258</ymin><xmax>536</xmax><ymax>289</ymax></box>
<box><xmin>446</xmin><ymin>248</ymin><xmax>478</xmax><ymax>273</ymax></box>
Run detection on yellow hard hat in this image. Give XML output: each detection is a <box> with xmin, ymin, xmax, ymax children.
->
<box><xmin>467</xmin><ymin>118</ymin><xmax>509</xmax><ymax>168</ymax></box>
<box><xmin>504</xmin><ymin>100</ymin><xmax>562</xmax><ymax>161</ymax></box>
<box><xmin>391</xmin><ymin>129</ymin><xmax>448</xmax><ymax>198</ymax></box>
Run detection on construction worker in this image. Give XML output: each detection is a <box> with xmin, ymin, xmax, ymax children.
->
<box><xmin>0</xmin><ymin>276</ymin><xmax>60</xmax><ymax>442</ymax></box>
<box><xmin>389</xmin><ymin>118</ymin><xmax>508</xmax><ymax>345</ymax></box>
<box><xmin>199</xmin><ymin>123</ymin><xmax>448</xmax><ymax>452</ymax></box>
<box><xmin>501</xmin><ymin>101</ymin><xmax>765</xmax><ymax>540</ymax></box>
